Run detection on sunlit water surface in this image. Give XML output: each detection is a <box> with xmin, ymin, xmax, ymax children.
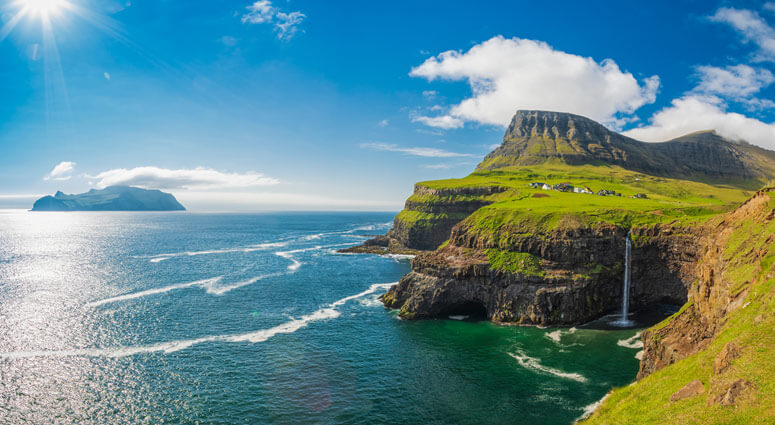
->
<box><xmin>0</xmin><ymin>211</ymin><xmax>654</xmax><ymax>424</ymax></box>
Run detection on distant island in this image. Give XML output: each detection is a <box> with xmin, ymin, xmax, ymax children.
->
<box><xmin>31</xmin><ymin>186</ymin><xmax>186</xmax><ymax>211</ymax></box>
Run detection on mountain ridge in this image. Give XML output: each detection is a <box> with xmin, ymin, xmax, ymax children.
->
<box><xmin>477</xmin><ymin>110</ymin><xmax>775</xmax><ymax>188</ymax></box>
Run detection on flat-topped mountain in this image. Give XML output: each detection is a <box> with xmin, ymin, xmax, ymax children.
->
<box><xmin>32</xmin><ymin>186</ymin><xmax>186</xmax><ymax>211</ymax></box>
<box><xmin>478</xmin><ymin>110</ymin><xmax>775</xmax><ymax>187</ymax></box>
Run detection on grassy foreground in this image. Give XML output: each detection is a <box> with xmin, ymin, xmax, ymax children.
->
<box><xmin>583</xmin><ymin>191</ymin><xmax>775</xmax><ymax>424</ymax></box>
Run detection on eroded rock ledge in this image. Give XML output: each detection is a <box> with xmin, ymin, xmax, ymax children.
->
<box><xmin>381</xmin><ymin>221</ymin><xmax>700</xmax><ymax>326</ymax></box>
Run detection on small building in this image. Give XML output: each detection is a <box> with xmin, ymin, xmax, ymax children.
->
<box><xmin>541</xmin><ymin>183</ymin><xmax>552</xmax><ymax>190</ymax></box>
<box><xmin>634</xmin><ymin>193</ymin><xmax>648</xmax><ymax>199</ymax></box>
<box><xmin>597</xmin><ymin>189</ymin><xmax>617</xmax><ymax>196</ymax></box>
<box><xmin>529</xmin><ymin>182</ymin><xmax>545</xmax><ymax>189</ymax></box>
<box><xmin>573</xmin><ymin>186</ymin><xmax>593</xmax><ymax>194</ymax></box>
<box><xmin>553</xmin><ymin>183</ymin><xmax>574</xmax><ymax>192</ymax></box>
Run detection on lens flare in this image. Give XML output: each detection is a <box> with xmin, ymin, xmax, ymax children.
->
<box><xmin>24</xmin><ymin>0</ymin><xmax>68</xmax><ymax>16</ymax></box>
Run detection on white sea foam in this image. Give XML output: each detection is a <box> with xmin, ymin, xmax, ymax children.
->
<box><xmin>2</xmin><ymin>282</ymin><xmax>398</xmax><ymax>359</ymax></box>
<box><xmin>635</xmin><ymin>350</ymin><xmax>644</xmax><ymax>360</ymax></box>
<box><xmin>577</xmin><ymin>392</ymin><xmax>610</xmax><ymax>421</ymax></box>
<box><xmin>617</xmin><ymin>331</ymin><xmax>643</xmax><ymax>349</ymax></box>
<box><xmin>202</xmin><ymin>273</ymin><xmax>283</xmax><ymax>295</ymax></box>
<box><xmin>546</xmin><ymin>330</ymin><xmax>563</xmax><ymax>343</ymax></box>
<box><xmin>87</xmin><ymin>277</ymin><xmax>224</xmax><ymax>307</ymax></box>
<box><xmin>382</xmin><ymin>254</ymin><xmax>415</xmax><ymax>261</ymax></box>
<box><xmin>147</xmin><ymin>240</ymin><xmax>292</xmax><ymax>263</ymax></box>
<box><xmin>88</xmin><ymin>273</ymin><xmax>282</xmax><ymax>306</ymax></box>
<box><xmin>448</xmin><ymin>315</ymin><xmax>469</xmax><ymax>321</ymax></box>
<box><xmin>508</xmin><ymin>351</ymin><xmax>587</xmax><ymax>382</ymax></box>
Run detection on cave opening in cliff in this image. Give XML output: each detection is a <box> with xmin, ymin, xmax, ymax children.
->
<box><xmin>442</xmin><ymin>301</ymin><xmax>488</xmax><ymax>320</ymax></box>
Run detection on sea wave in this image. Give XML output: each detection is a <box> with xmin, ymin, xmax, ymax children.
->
<box><xmin>87</xmin><ymin>277</ymin><xmax>224</xmax><ymax>307</ymax></box>
<box><xmin>4</xmin><ymin>282</ymin><xmax>397</xmax><ymax>359</ymax></box>
<box><xmin>617</xmin><ymin>331</ymin><xmax>643</xmax><ymax>349</ymax></box>
<box><xmin>88</xmin><ymin>273</ymin><xmax>283</xmax><ymax>306</ymax></box>
<box><xmin>508</xmin><ymin>351</ymin><xmax>587</xmax><ymax>382</ymax></box>
<box><xmin>544</xmin><ymin>327</ymin><xmax>577</xmax><ymax>344</ymax></box>
<box><xmin>147</xmin><ymin>240</ymin><xmax>293</xmax><ymax>263</ymax></box>
<box><xmin>577</xmin><ymin>392</ymin><xmax>610</xmax><ymax>421</ymax></box>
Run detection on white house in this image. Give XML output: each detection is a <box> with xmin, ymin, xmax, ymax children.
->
<box><xmin>541</xmin><ymin>184</ymin><xmax>552</xmax><ymax>190</ymax></box>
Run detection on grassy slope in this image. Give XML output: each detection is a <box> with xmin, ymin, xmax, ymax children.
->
<box><xmin>405</xmin><ymin>161</ymin><xmax>752</xmax><ymax>237</ymax></box>
<box><xmin>584</xmin><ymin>192</ymin><xmax>775</xmax><ymax>424</ymax></box>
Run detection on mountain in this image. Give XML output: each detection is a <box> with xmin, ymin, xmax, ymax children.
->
<box><xmin>347</xmin><ymin>110</ymin><xmax>775</xmax><ymax>423</ymax></box>
<box><xmin>31</xmin><ymin>186</ymin><xmax>186</xmax><ymax>211</ymax></box>
<box><xmin>478</xmin><ymin>110</ymin><xmax>775</xmax><ymax>187</ymax></box>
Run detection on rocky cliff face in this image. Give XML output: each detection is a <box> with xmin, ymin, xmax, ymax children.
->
<box><xmin>479</xmin><ymin>111</ymin><xmax>775</xmax><ymax>186</ymax></box>
<box><xmin>637</xmin><ymin>188</ymin><xmax>775</xmax><ymax>379</ymax></box>
<box><xmin>382</xmin><ymin>220</ymin><xmax>700</xmax><ymax>325</ymax></box>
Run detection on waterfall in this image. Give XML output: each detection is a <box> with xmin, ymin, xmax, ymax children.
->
<box><xmin>615</xmin><ymin>232</ymin><xmax>633</xmax><ymax>326</ymax></box>
<box><xmin>622</xmin><ymin>232</ymin><xmax>631</xmax><ymax>321</ymax></box>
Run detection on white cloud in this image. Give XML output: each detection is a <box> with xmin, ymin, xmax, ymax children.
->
<box><xmin>91</xmin><ymin>166</ymin><xmax>279</xmax><ymax>190</ymax></box>
<box><xmin>422</xmin><ymin>90</ymin><xmax>438</xmax><ymax>99</ymax></box>
<box><xmin>411</xmin><ymin>114</ymin><xmax>464</xmax><ymax>129</ymax></box>
<box><xmin>360</xmin><ymin>142</ymin><xmax>475</xmax><ymax>158</ymax></box>
<box><xmin>103</xmin><ymin>72</ymin><xmax>110</xmax><ymax>80</ymax></box>
<box><xmin>175</xmin><ymin>191</ymin><xmax>400</xmax><ymax>211</ymax></box>
<box><xmin>766</xmin><ymin>3</ymin><xmax>775</xmax><ymax>13</ymax></box>
<box><xmin>623</xmin><ymin>95</ymin><xmax>775</xmax><ymax>149</ymax></box>
<box><xmin>409</xmin><ymin>36</ymin><xmax>659</xmax><ymax>129</ymax></box>
<box><xmin>44</xmin><ymin>161</ymin><xmax>76</xmax><ymax>181</ymax></box>
<box><xmin>694</xmin><ymin>64</ymin><xmax>774</xmax><ymax>97</ymax></box>
<box><xmin>377</xmin><ymin>119</ymin><xmax>389</xmax><ymax>127</ymax></box>
<box><xmin>242</xmin><ymin>1</ymin><xmax>305</xmax><ymax>40</ymax></box>
<box><xmin>710</xmin><ymin>7</ymin><xmax>775</xmax><ymax>61</ymax></box>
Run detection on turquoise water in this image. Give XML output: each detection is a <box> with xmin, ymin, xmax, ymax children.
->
<box><xmin>0</xmin><ymin>211</ymin><xmax>648</xmax><ymax>424</ymax></box>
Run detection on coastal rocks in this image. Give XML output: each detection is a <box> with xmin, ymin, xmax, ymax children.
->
<box><xmin>669</xmin><ymin>379</ymin><xmax>705</xmax><ymax>402</ymax></box>
<box><xmin>343</xmin><ymin>185</ymin><xmax>506</xmax><ymax>254</ymax></box>
<box><xmin>381</xmin><ymin>220</ymin><xmax>699</xmax><ymax>325</ymax></box>
<box><xmin>386</xmin><ymin>185</ymin><xmax>506</xmax><ymax>251</ymax></box>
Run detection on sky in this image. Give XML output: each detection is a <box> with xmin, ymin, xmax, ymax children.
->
<box><xmin>1</xmin><ymin>0</ymin><xmax>775</xmax><ymax>210</ymax></box>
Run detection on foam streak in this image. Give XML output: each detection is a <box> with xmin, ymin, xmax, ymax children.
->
<box><xmin>3</xmin><ymin>282</ymin><xmax>398</xmax><ymax>359</ymax></box>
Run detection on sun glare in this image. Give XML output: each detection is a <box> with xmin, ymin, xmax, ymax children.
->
<box><xmin>24</xmin><ymin>0</ymin><xmax>68</xmax><ymax>16</ymax></box>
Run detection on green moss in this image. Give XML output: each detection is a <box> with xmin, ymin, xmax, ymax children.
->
<box><xmin>485</xmin><ymin>249</ymin><xmax>544</xmax><ymax>276</ymax></box>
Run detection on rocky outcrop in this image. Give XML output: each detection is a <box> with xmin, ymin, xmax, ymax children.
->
<box><xmin>381</xmin><ymin>219</ymin><xmax>700</xmax><ymax>325</ymax></box>
<box><xmin>342</xmin><ymin>184</ymin><xmax>506</xmax><ymax>254</ymax></box>
<box><xmin>670</xmin><ymin>379</ymin><xmax>705</xmax><ymax>402</ymax></box>
<box><xmin>637</xmin><ymin>188</ymin><xmax>775</xmax><ymax>379</ymax></box>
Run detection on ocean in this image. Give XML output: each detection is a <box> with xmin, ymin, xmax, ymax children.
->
<box><xmin>0</xmin><ymin>211</ymin><xmax>648</xmax><ymax>424</ymax></box>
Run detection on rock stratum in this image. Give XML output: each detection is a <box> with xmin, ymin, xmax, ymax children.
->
<box><xmin>32</xmin><ymin>186</ymin><xmax>186</xmax><ymax>211</ymax></box>
<box><xmin>342</xmin><ymin>110</ymin><xmax>775</xmax><ymax>423</ymax></box>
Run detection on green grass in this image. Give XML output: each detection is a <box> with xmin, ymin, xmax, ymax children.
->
<box><xmin>405</xmin><ymin>162</ymin><xmax>752</xmax><ymax>243</ymax></box>
<box><xmin>584</xmin><ymin>192</ymin><xmax>775</xmax><ymax>424</ymax></box>
<box><xmin>485</xmin><ymin>249</ymin><xmax>544</xmax><ymax>276</ymax></box>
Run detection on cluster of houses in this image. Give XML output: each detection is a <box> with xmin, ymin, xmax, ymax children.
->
<box><xmin>529</xmin><ymin>182</ymin><xmax>648</xmax><ymax>199</ymax></box>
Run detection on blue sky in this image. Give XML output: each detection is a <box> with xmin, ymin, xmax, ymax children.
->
<box><xmin>1</xmin><ymin>0</ymin><xmax>775</xmax><ymax>210</ymax></box>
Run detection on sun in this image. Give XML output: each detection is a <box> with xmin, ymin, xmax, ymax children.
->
<box><xmin>23</xmin><ymin>0</ymin><xmax>68</xmax><ymax>16</ymax></box>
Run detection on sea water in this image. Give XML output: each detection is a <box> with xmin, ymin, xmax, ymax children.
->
<box><xmin>0</xmin><ymin>211</ymin><xmax>652</xmax><ymax>424</ymax></box>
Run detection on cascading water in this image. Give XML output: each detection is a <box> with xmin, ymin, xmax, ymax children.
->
<box><xmin>614</xmin><ymin>232</ymin><xmax>634</xmax><ymax>327</ymax></box>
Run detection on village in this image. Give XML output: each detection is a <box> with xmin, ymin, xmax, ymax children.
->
<box><xmin>528</xmin><ymin>182</ymin><xmax>648</xmax><ymax>199</ymax></box>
